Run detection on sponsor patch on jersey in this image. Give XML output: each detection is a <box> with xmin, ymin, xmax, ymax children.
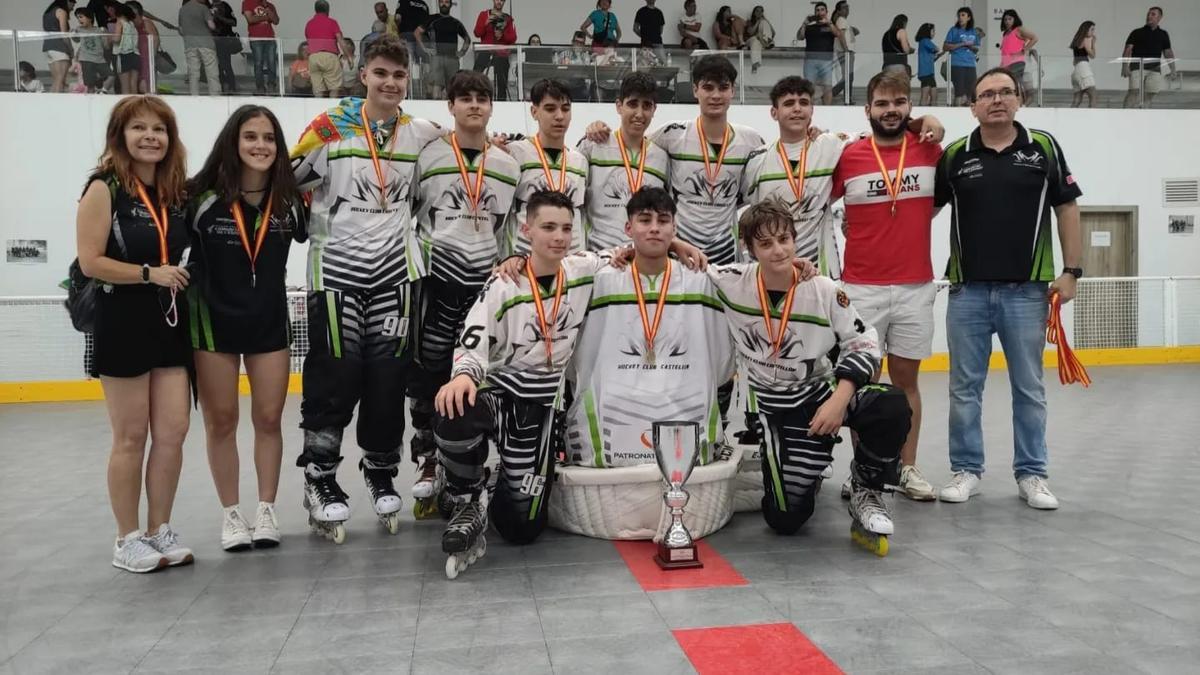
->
<box><xmin>836</xmin><ymin>289</ymin><xmax>850</xmax><ymax>307</ymax></box>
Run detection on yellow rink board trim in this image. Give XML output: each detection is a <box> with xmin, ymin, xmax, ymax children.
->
<box><xmin>2</xmin><ymin>348</ymin><xmax>1198</xmax><ymax>404</ymax></box>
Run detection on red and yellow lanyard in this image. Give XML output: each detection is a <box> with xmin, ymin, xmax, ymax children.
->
<box><xmin>230</xmin><ymin>193</ymin><xmax>274</xmax><ymax>288</ymax></box>
<box><xmin>631</xmin><ymin>259</ymin><xmax>671</xmax><ymax>363</ymax></box>
<box><xmin>525</xmin><ymin>260</ymin><xmax>565</xmax><ymax>367</ymax></box>
<box><xmin>869</xmin><ymin>133</ymin><xmax>908</xmax><ymax>217</ymax></box>
<box><xmin>776</xmin><ymin>139</ymin><xmax>810</xmax><ymax>204</ymax></box>
<box><xmin>615</xmin><ymin>129</ymin><xmax>647</xmax><ymax>193</ymax></box>
<box><xmin>531</xmin><ymin>134</ymin><xmax>568</xmax><ymax>192</ymax></box>
<box><xmin>696</xmin><ymin>116</ymin><xmax>730</xmax><ymax>195</ymax></box>
<box><xmin>361</xmin><ymin>108</ymin><xmax>399</xmax><ymax>209</ymax></box>
<box><xmin>133</xmin><ymin>178</ymin><xmax>169</xmax><ymax>265</ymax></box>
<box><xmin>755</xmin><ymin>266</ymin><xmax>798</xmax><ymax>359</ymax></box>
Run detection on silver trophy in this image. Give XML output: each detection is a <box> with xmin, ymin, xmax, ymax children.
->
<box><xmin>652</xmin><ymin>420</ymin><xmax>704</xmax><ymax>569</ymax></box>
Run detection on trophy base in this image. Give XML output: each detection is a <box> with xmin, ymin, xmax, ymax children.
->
<box><xmin>654</xmin><ymin>543</ymin><xmax>704</xmax><ymax>570</ymax></box>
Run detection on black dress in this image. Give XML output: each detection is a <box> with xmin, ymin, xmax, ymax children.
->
<box><xmin>186</xmin><ymin>190</ymin><xmax>306</xmax><ymax>354</ymax></box>
<box><xmin>90</xmin><ymin>174</ymin><xmax>191</xmax><ymax>378</ymax></box>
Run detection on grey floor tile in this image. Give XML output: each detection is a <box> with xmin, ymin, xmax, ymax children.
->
<box><xmin>862</xmin><ymin>572</ymin><xmax>1014</xmax><ymax>613</ymax></box>
<box><xmin>797</xmin><ymin>615</ymin><xmax>975</xmax><ymax>672</ymax></box>
<box><xmin>413</xmin><ymin>599</ymin><xmax>544</xmax><ymax>653</ymax></box>
<box><xmin>411</xmin><ymin>640</ymin><xmax>552</xmax><ymax>675</ymax></box>
<box><xmin>527</xmin><ymin>561</ymin><xmax>642</xmax><ymax>600</ymax></box>
<box><xmin>983</xmin><ymin>652</ymin><xmax>1152</xmax><ymax>675</ymax></box>
<box><xmin>913</xmin><ymin>607</ymin><xmax>1104</xmax><ymax>663</ymax></box>
<box><xmin>1027</xmin><ymin>599</ymin><xmax>1200</xmax><ymax>655</ymax></box>
<box><xmin>913</xmin><ymin>540</ymin><xmax>1041</xmax><ymax>572</ymax></box>
<box><xmin>719</xmin><ymin>548</ymin><xmax>854</xmax><ymax>584</ymax></box>
<box><xmin>276</xmin><ymin>608</ymin><xmax>417</xmax><ymax>662</ymax></box>
<box><xmin>301</xmin><ymin>573</ymin><xmax>423</xmax><ymax>615</ymax></box>
<box><xmin>536</xmin><ymin>592</ymin><xmax>667</xmax><ymax>641</ymax></box>
<box><xmin>1122</xmin><ymin>645</ymin><xmax>1200</xmax><ymax>675</ymax></box>
<box><xmin>962</xmin><ymin>566</ymin><xmax>1122</xmax><ymax>605</ymax></box>
<box><xmin>271</xmin><ymin>653</ymin><xmax>412</xmax><ymax>675</ymax></box>
<box><xmin>523</xmin><ymin>537</ymin><xmax>623</xmax><ymax>567</ymax></box>
<box><xmin>649</xmin><ymin>586</ymin><xmax>783</xmax><ymax>629</ymax></box>
<box><xmin>547</xmin><ymin>631</ymin><xmax>695</xmax><ymax>675</ymax></box>
<box><xmin>318</xmin><ymin>544</ymin><xmax>430</xmax><ymax>578</ymax></box>
<box><xmin>177</xmin><ymin>578</ymin><xmax>316</xmax><ymax>623</ymax></box>
<box><xmin>3</xmin><ymin>625</ymin><xmax>162</xmax><ymax>675</ymax></box>
<box><xmin>761</xmin><ymin>579</ymin><xmax>901</xmax><ymax>622</ymax></box>
<box><xmin>418</xmin><ymin>567</ymin><xmax>532</xmax><ymax>606</ymax></box>
<box><xmin>136</xmin><ymin>614</ymin><xmax>298</xmax><ymax>672</ymax></box>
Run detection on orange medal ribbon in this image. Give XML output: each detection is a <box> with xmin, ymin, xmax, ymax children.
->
<box><xmin>361</xmin><ymin>108</ymin><xmax>399</xmax><ymax>209</ymax></box>
<box><xmin>869</xmin><ymin>133</ymin><xmax>908</xmax><ymax>217</ymax></box>
<box><xmin>615</xmin><ymin>129</ymin><xmax>647</xmax><ymax>193</ymax></box>
<box><xmin>133</xmin><ymin>179</ymin><xmax>170</xmax><ymax>265</ymax></box>
<box><xmin>531</xmin><ymin>134</ymin><xmax>568</xmax><ymax>192</ymax></box>
<box><xmin>695</xmin><ymin>116</ymin><xmax>730</xmax><ymax>195</ymax></box>
<box><xmin>230</xmin><ymin>193</ymin><xmax>274</xmax><ymax>288</ymax></box>
<box><xmin>450</xmin><ymin>132</ymin><xmax>488</xmax><ymax>228</ymax></box>
<box><xmin>525</xmin><ymin>260</ymin><xmax>565</xmax><ymax>368</ymax></box>
<box><xmin>755</xmin><ymin>266</ymin><xmax>798</xmax><ymax>359</ymax></box>
<box><xmin>630</xmin><ymin>260</ymin><xmax>671</xmax><ymax>364</ymax></box>
<box><xmin>1047</xmin><ymin>291</ymin><xmax>1091</xmax><ymax>387</ymax></box>
<box><xmin>776</xmin><ymin>139</ymin><xmax>810</xmax><ymax>204</ymax></box>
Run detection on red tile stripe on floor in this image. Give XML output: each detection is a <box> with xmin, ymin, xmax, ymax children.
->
<box><xmin>612</xmin><ymin>540</ymin><xmax>748</xmax><ymax>592</ymax></box>
<box><xmin>673</xmin><ymin>623</ymin><xmax>844</xmax><ymax>675</ymax></box>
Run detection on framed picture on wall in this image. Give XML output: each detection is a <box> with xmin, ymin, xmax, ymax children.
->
<box><xmin>1168</xmin><ymin>215</ymin><xmax>1195</xmax><ymax>235</ymax></box>
<box><xmin>6</xmin><ymin>239</ymin><xmax>48</xmax><ymax>264</ymax></box>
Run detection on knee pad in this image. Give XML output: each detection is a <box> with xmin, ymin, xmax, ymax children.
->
<box><xmin>490</xmin><ymin>477</ymin><xmax>549</xmax><ymax>545</ymax></box>
<box><xmin>761</xmin><ymin>489</ymin><xmax>816</xmax><ymax>535</ymax></box>
<box><xmin>850</xmin><ymin>384</ymin><xmax>912</xmax><ymax>459</ymax></box>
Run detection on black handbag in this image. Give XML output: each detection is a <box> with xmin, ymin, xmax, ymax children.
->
<box><xmin>156</xmin><ymin>49</ymin><xmax>177</xmax><ymax>74</ymax></box>
<box><xmin>64</xmin><ymin>258</ymin><xmax>102</xmax><ymax>333</ymax></box>
<box><xmin>219</xmin><ymin>33</ymin><xmax>244</xmax><ymax>57</ymax></box>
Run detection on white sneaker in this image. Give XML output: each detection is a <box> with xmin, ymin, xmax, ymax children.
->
<box><xmin>252</xmin><ymin>501</ymin><xmax>281</xmax><ymax>548</ymax></box>
<box><xmin>221</xmin><ymin>507</ymin><xmax>253</xmax><ymax>552</ymax></box>
<box><xmin>1017</xmin><ymin>476</ymin><xmax>1060</xmax><ymax>510</ymax></box>
<box><xmin>849</xmin><ymin>485</ymin><xmax>894</xmax><ymax>535</ymax></box>
<box><xmin>938</xmin><ymin>471</ymin><xmax>981</xmax><ymax>503</ymax></box>
<box><xmin>899</xmin><ymin>465</ymin><xmax>936</xmax><ymax>501</ymax></box>
<box><xmin>112</xmin><ymin>531</ymin><xmax>168</xmax><ymax>573</ymax></box>
<box><xmin>146</xmin><ymin>523</ymin><xmax>195</xmax><ymax>566</ymax></box>
<box><xmin>820</xmin><ymin>464</ymin><xmax>834</xmax><ymax>480</ymax></box>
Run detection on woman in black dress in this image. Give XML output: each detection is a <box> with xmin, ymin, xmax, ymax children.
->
<box><xmin>76</xmin><ymin>95</ymin><xmax>193</xmax><ymax>574</ymax></box>
<box><xmin>186</xmin><ymin>105</ymin><xmax>305</xmax><ymax>551</ymax></box>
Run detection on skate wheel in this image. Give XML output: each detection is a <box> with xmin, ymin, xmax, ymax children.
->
<box><xmin>331</xmin><ymin>524</ymin><xmax>346</xmax><ymax>544</ymax></box>
<box><xmin>413</xmin><ymin>498</ymin><xmax>440</xmax><ymax>520</ymax></box>
<box><xmin>445</xmin><ymin>555</ymin><xmax>460</xmax><ymax>580</ymax></box>
<box><xmin>850</xmin><ymin>522</ymin><xmax>888</xmax><ymax>557</ymax></box>
<box><xmin>385</xmin><ymin>514</ymin><xmax>400</xmax><ymax>535</ymax></box>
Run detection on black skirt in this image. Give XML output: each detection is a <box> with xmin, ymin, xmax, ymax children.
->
<box><xmin>91</xmin><ymin>286</ymin><xmax>191</xmax><ymax>378</ymax></box>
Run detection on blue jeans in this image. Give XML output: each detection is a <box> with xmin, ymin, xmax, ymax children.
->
<box><xmin>947</xmin><ymin>282</ymin><xmax>1050</xmax><ymax>479</ymax></box>
<box><xmin>250</xmin><ymin>40</ymin><xmax>278</xmax><ymax>92</ymax></box>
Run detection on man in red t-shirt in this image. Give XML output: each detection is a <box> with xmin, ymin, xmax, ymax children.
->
<box><xmin>471</xmin><ymin>0</ymin><xmax>517</xmax><ymax>100</ymax></box>
<box><xmin>305</xmin><ymin>0</ymin><xmax>350</xmax><ymax>98</ymax></box>
<box><xmin>242</xmin><ymin>0</ymin><xmax>279</xmax><ymax>94</ymax></box>
<box><xmin>831</xmin><ymin>70</ymin><xmax>943</xmax><ymax>501</ymax></box>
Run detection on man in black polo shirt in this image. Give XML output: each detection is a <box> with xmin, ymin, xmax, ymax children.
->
<box><xmin>634</xmin><ymin>0</ymin><xmax>667</xmax><ymax>64</ymax></box>
<box><xmin>797</xmin><ymin>2</ymin><xmax>842</xmax><ymax>104</ymax></box>
<box><xmin>934</xmin><ymin>67</ymin><xmax>1082</xmax><ymax>511</ymax></box>
<box><xmin>415</xmin><ymin>0</ymin><xmax>470</xmax><ymax>98</ymax></box>
<box><xmin>1122</xmin><ymin>6</ymin><xmax>1177</xmax><ymax>108</ymax></box>
<box><xmin>396</xmin><ymin>0</ymin><xmax>431</xmax><ymax>62</ymax></box>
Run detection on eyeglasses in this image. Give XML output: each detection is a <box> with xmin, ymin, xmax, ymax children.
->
<box><xmin>975</xmin><ymin>88</ymin><xmax>1018</xmax><ymax>102</ymax></box>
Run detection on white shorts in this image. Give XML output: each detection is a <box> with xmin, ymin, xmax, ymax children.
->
<box><xmin>1128</xmin><ymin>69</ymin><xmax>1164</xmax><ymax>94</ymax></box>
<box><xmin>1071</xmin><ymin>61</ymin><xmax>1095</xmax><ymax>91</ymax></box>
<box><xmin>45</xmin><ymin>50</ymin><xmax>70</xmax><ymax>63</ymax></box>
<box><xmin>841</xmin><ymin>281</ymin><xmax>936</xmax><ymax>360</ymax></box>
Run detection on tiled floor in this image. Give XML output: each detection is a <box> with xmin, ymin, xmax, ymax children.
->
<box><xmin>2</xmin><ymin>365</ymin><xmax>1198</xmax><ymax>674</ymax></box>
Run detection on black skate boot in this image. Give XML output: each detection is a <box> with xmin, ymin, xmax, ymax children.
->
<box><xmin>442</xmin><ymin>498</ymin><xmax>488</xmax><ymax>579</ymax></box>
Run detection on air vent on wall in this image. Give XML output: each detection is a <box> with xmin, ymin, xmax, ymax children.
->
<box><xmin>1163</xmin><ymin>178</ymin><xmax>1199</xmax><ymax>206</ymax></box>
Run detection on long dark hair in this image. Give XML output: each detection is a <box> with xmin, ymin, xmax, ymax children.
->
<box><xmin>956</xmin><ymin>6</ymin><xmax>974</xmax><ymax>30</ymax></box>
<box><xmin>1070</xmin><ymin>21</ymin><xmax>1094</xmax><ymax>50</ymax></box>
<box><xmin>889</xmin><ymin>14</ymin><xmax>908</xmax><ymax>32</ymax></box>
<box><xmin>916</xmin><ymin>23</ymin><xmax>935</xmax><ymax>42</ymax></box>
<box><xmin>716</xmin><ymin>5</ymin><xmax>732</xmax><ymax>28</ymax></box>
<box><xmin>45</xmin><ymin>0</ymin><xmax>73</xmax><ymax>13</ymax></box>
<box><xmin>1002</xmin><ymin>9</ymin><xmax>1022</xmax><ymax>32</ymax></box>
<box><xmin>188</xmin><ymin>105</ymin><xmax>299</xmax><ymax>213</ymax></box>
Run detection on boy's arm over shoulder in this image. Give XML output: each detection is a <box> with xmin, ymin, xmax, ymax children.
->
<box><xmin>450</xmin><ymin>277</ymin><xmax>508</xmax><ymax>385</ymax></box>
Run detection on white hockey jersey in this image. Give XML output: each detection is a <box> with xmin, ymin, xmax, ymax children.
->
<box><xmin>414</xmin><ymin>137</ymin><xmax>520</xmax><ymax>286</ymax></box>
<box><xmin>576</xmin><ymin>134</ymin><xmax>670</xmax><ymax>251</ymax></box>
<box><xmin>451</xmin><ymin>252</ymin><xmax>610</xmax><ymax>406</ymax></box>
<box><xmin>566</xmin><ymin>260</ymin><xmax>736</xmax><ymax>468</ymax></box>
<box><xmin>651</xmin><ymin>119</ymin><xmax>764</xmax><ymax>264</ymax></box>
<box><xmin>706</xmin><ymin>264</ymin><xmax>880</xmax><ymax>414</ymax></box>
<box><xmin>501</xmin><ymin>139</ymin><xmax>589</xmax><ymax>256</ymax></box>
<box><xmin>741</xmin><ymin>133</ymin><xmax>848</xmax><ymax>278</ymax></box>
<box><xmin>291</xmin><ymin>98</ymin><xmax>444</xmax><ymax>290</ymax></box>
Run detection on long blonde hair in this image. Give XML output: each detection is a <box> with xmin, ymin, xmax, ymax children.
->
<box><xmin>93</xmin><ymin>96</ymin><xmax>188</xmax><ymax>208</ymax></box>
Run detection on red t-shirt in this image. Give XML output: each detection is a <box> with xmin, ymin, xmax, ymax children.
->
<box><xmin>305</xmin><ymin>14</ymin><xmax>342</xmax><ymax>54</ymax></box>
<box><xmin>832</xmin><ymin>131</ymin><xmax>942</xmax><ymax>285</ymax></box>
<box><xmin>242</xmin><ymin>0</ymin><xmax>275</xmax><ymax>39</ymax></box>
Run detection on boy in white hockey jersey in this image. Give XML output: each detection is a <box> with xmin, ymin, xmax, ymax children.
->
<box><xmin>501</xmin><ymin>79</ymin><xmax>589</xmax><ymax>255</ymax></box>
<box><xmin>576</xmin><ymin>71</ymin><xmax>670</xmax><ymax>251</ymax></box>
<box><xmin>707</xmin><ymin>198</ymin><xmax>912</xmax><ymax>549</ymax></box>
<box><xmin>408</xmin><ymin>70</ymin><xmax>520</xmax><ymax>513</ymax></box>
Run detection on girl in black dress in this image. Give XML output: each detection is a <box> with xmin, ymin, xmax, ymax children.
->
<box><xmin>76</xmin><ymin>95</ymin><xmax>193</xmax><ymax>574</ymax></box>
<box><xmin>186</xmin><ymin>105</ymin><xmax>305</xmax><ymax>551</ymax></box>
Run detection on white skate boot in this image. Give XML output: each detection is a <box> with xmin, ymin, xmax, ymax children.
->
<box><xmin>412</xmin><ymin>453</ymin><xmax>444</xmax><ymax>520</ymax></box>
<box><xmin>848</xmin><ymin>483</ymin><xmax>894</xmax><ymax>557</ymax></box>
<box><xmin>442</xmin><ymin>497</ymin><xmax>488</xmax><ymax>580</ymax></box>
<box><xmin>303</xmin><ymin>473</ymin><xmax>350</xmax><ymax>544</ymax></box>
<box><xmin>362</xmin><ymin>462</ymin><xmax>402</xmax><ymax>534</ymax></box>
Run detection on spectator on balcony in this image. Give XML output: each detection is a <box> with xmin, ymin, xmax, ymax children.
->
<box><xmin>211</xmin><ymin>1</ymin><xmax>240</xmax><ymax>94</ymax></box>
<box><xmin>179</xmin><ymin>0</ymin><xmax>220</xmax><ymax>96</ymax></box>
<box><xmin>677</xmin><ymin>0</ymin><xmax>708</xmax><ymax>50</ymax></box>
<box><xmin>943</xmin><ymin>6</ymin><xmax>979</xmax><ymax>105</ymax></box>
<box><xmin>1070</xmin><ymin>21</ymin><xmax>1096</xmax><ymax>108</ymax></box>
<box><xmin>745</xmin><ymin>6</ymin><xmax>774</xmax><ymax>74</ymax></box>
<box><xmin>43</xmin><ymin>0</ymin><xmax>76</xmax><ymax>93</ymax></box>
<box><xmin>999</xmin><ymin>10</ymin><xmax>1037</xmax><ymax>105</ymax></box>
<box><xmin>289</xmin><ymin>41</ymin><xmax>312</xmax><ymax>96</ymax></box>
<box><xmin>832</xmin><ymin>1</ymin><xmax>857</xmax><ymax>103</ymax></box>
<box><xmin>472</xmin><ymin>0</ymin><xmax>517</xmax><ymax>101</ymax></box>
<box><xmin>305</xmin><ymin>0</ymin><xmax>349</xmax><ymax>98</ymax></box>
<box><xmin>372</xmin><ymin>2</ymin><xmax>398</xmax><ymax>36</ymax></box>
<box><xmin>634</xmin><ymin>0</ymin><xmax>666</xmax><ymax>64</ymax></box>
<box><xmin>711</xmin><ymin>5</ymin><xmax>744</xmax><ymax>50</ymax></box>
<box><xmin>341</xmin><ymin>37</ymin><xmax>367</xmax><ymax>96</ymax></box>
<box><xmin>127</xmin><ymin>2</ymin><xmax>157</xmax><ymax>94</ymax></box>
<box><xmin>415</xmin><ymin>0</ymin><xmax>471</xmax><ymax>98</ymax></box>
<box><xmin>525</xmin><ymin>33</ymin><xmax>554</xmax><ymax>64</ymax></box>
<box><xmin>396</xmin><ymin>0</ymin><xmax>430</xmax><ymax>56</ymax></box>
<box><xmin>797</xmin><ymin>1</ymin><xmax>840</xmax><ymax>105</ymax></box>
<box><xmin>112</xmin><ymin>3</ymin><xmax>140</xmax><ymax>95</ymax></box>
<box><xmin>915</xmin><ymin>22</ymin><xmax>941</xmax><ymax>105</ymax></box>
<box><xmin>18</xmin><ymin>61</ymin><xmax>45</xmax><ymax>93</ymax></box>
<box><xmin>242</xmin><ymin>0</ymin><xmax>279</xmax><ymax>95</ymax></box>
<box><xmin>881</xmin><ymin>14</ymin><xmax>914</xmax><ymax>76</ymax></box>
<box><xmin>74</xmin><ymin>7</ymin><xmax>111</xmax><ymax>93</ymax></box>
<box><xmin>582</xmin><ymin>0</ymin><xmax>621</xmax><ymax>51</ymax></box>
<box><xmin>1122</xmin><ymin>6</ymin><xmax>1177</xmax><ymax>109</ymax></box>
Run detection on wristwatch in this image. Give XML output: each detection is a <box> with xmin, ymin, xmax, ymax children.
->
<box><xmin>1062</xmin><ymin>267</ymin><xmax>1083</xmax><ymax>279</ymax></box>
<box><xmin>141</xmin><ymin>264</ymin><xmax>151</xmax><ymax>283</ymax></box>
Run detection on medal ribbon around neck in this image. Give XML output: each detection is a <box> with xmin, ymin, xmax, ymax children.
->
<box><xmin>776</xmin><ymin>139</ymin><xmax>810</xmax><ymax>204</ymax></box>
<box><xmin>630</xmin><ymin>260</ymin><xmax>672</xmax><ymax>359</ymax></box>
<box><xmin>615</xmin><ymin>129</ymin><xmax>647</xmax><ymax>193</ymax></box>
<box><xmin>524</xmin><ymin>260</ymin><xmax>565</xmax><ymax>367</ymax></box>
<box><xmin>869</xmin><ymin>133</ymin><xmax>908</xmax><ymax>217</ymax></box>
<box><xmin>450</xmin><ymin>132</ymin><xmax>487</xmax><ymax>221</ymax></box>
<box><xmin>361</xmin><ymin>108</ymin><xmax>399</xmax><ymax>208</ymax></box>
<box><xmin>755</xmin><ymin>266</ymin><xmax>798</xmax><ymax>358</ymax></box>
<box><xmin>695</xmin><ymin>116</ymin><xmax>730</xmax><ymax>193</ymax></box>
<box><xmin>133</xmin><ymin>178</ymin><xmax>170</xmax><ymax>265</ymax></box>
<box><xmin>230</xmin><ymin>192</ymin><xmax>274</xmax><ymax>287</ymax></box>
<box><xmin>531</xmin><ymin>134</ymin><xmax>568</xmax><ymax>192</ymax></box>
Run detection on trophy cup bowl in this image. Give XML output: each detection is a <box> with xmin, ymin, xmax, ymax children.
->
<box><xmin>652</xmin><ymin>420</ymin><xmax>704</xmax><ymax>570</ymax></box>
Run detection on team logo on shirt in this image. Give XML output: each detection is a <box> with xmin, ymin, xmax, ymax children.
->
<box><xmin>349</xmin><ymin>164</ymin><xmax>411</xmax><ymax>210</ymax></box>
<box><xmin>836</xmin><ymin>289</ymin><xmax>850</xmax><ymax>307</ymax></box>
<box><xmin>1012</xmin><ymin>150</ymin><xmax>1044</xmax><ymax>169</ymax></box>
<box><xmin>679</xmin><ymin>171</ymin><xmax>739</xmax><ymax>204</ymax></box>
